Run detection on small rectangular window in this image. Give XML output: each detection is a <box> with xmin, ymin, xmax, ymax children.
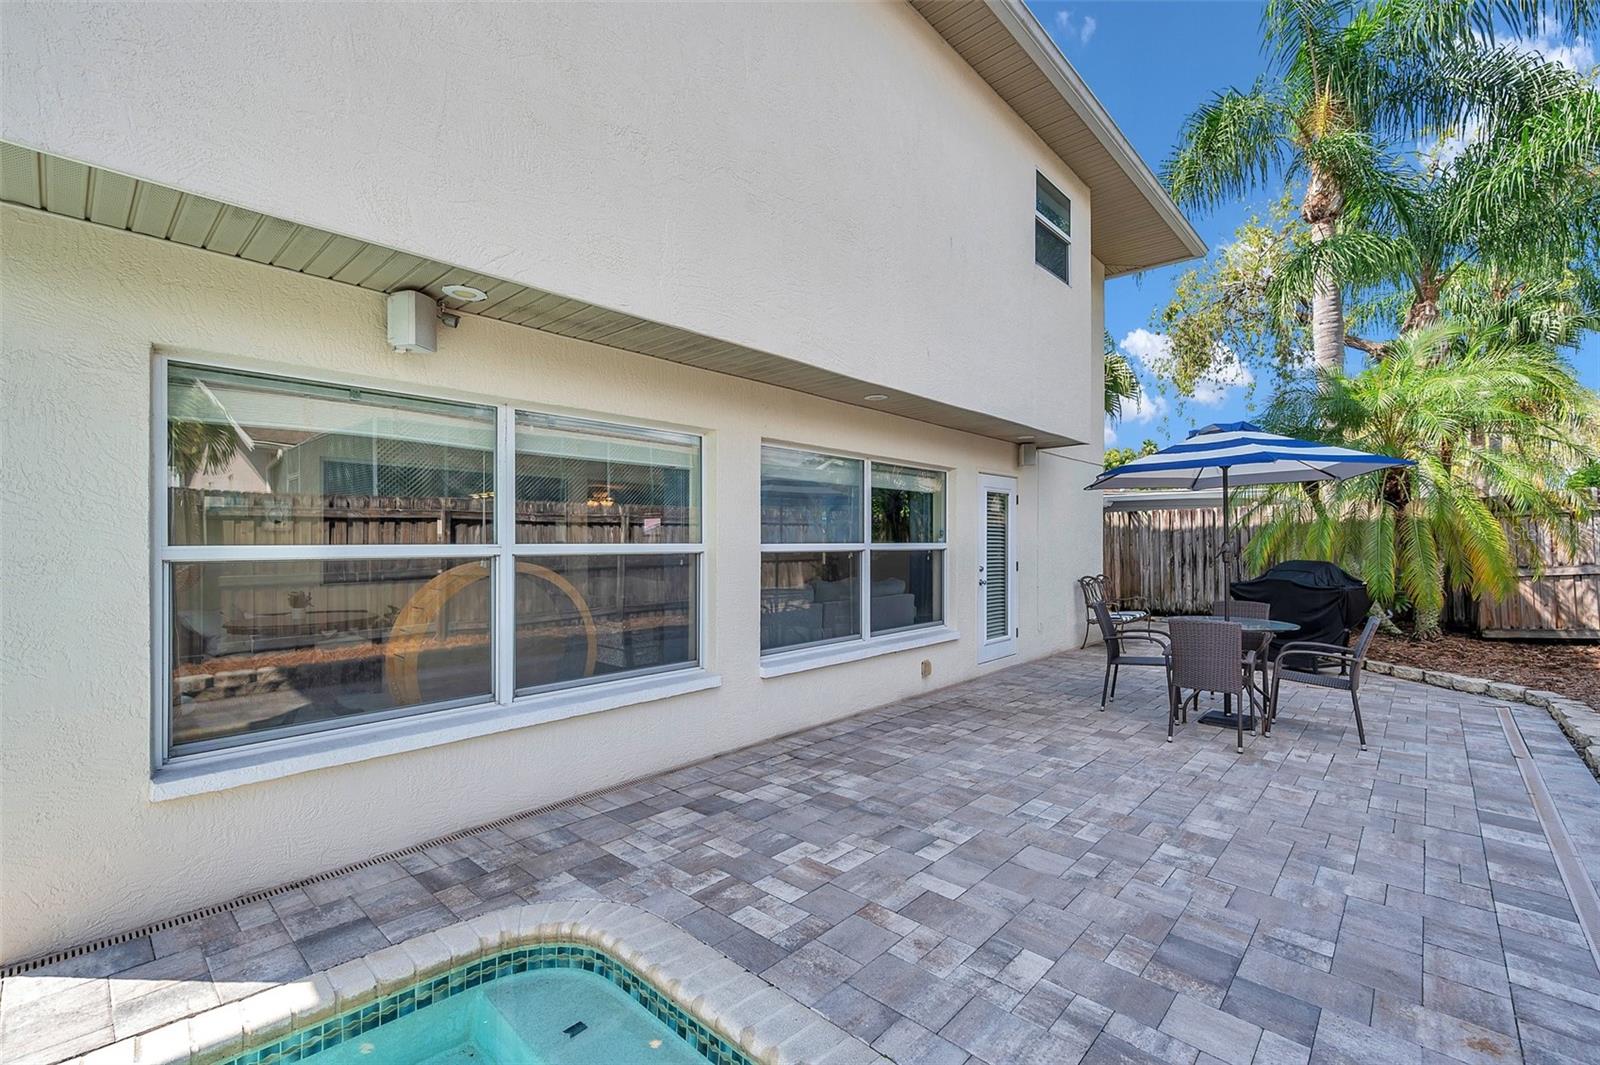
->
<box><xmin>1035</xmin><ymin>173</ymin><xmax>1071</xmax><ymax>285</ymax></box>
<box><xmin>760</xmin><ymin>446</ymin><xmax>946</xmax><ymax>655</ymax></box>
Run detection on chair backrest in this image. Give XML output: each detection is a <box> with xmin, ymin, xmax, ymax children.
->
<box><xmin>1078</xmin><ymin>575</ymin><xmax>1108</xmax><ymax>608</ymax></box>
<box><xmin>1350</xmin><ymin>615</ymin><xmax>1381</xmax><ymax>660</ymax></box>
<box><xmin>1089</xmin><ymin>599</ymin><xmax>1122</xmax><ymax>647</ymax></box>
<box><xmin>1347</xmin><ymin>615</ymin><xmax>1382</xmax><ymax>688</ymax></box>
<box><xmin>1212</xmin><ymin>599</ymin><xmax>1269</xmax><ymax>620</ymax></box>
<box><xmin>1167</xmin><ymin>618</ymin><xmax>1245</xmax><ymax>695</ymax></box>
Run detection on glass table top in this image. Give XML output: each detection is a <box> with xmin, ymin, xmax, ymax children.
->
<box><xmin>1166</xmin><ymin>616</ymin><xmax>1301</xmax><ymax>633</ymax></box>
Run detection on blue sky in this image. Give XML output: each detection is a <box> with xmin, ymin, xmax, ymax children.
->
<box><xmin>1024</xmin><ymin>0</ymin><xmax>1600</xmax><ymax>450</ymax></box>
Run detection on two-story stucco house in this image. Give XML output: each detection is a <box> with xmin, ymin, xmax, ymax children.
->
<box><xmin>0</xmin><ymin>0</ymin><xmax>1202</xmax><ymax>965</ymax></box>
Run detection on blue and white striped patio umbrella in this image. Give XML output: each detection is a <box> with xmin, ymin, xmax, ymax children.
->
<box><xmin>1086</xmin><ymin>421</ymin><xmax>1411</xmax><ymax>609</ymax></box>
<box><xmin>1087</xmin><ymin>421</ymin><xmax>1411</xmax><ymax>491</ymax></box>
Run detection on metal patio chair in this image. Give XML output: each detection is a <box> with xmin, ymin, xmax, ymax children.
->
<box><xmin>1079</xmin><ymin>574</ymin><xmax>1150</xmax><ymax>648</ymax></box>
<box><xmin>1091</xmin><ymin>600</ymin><xmax>1171</xmax><ymax>716</ymax></box>
<box><xmin>1268</xmin><ymin>615</ymin><xmax>1382</xmax><ymax>751</ymax></box>
<box><xmin>1167</xmin><ymin>617</ymin><xmax>1261</xmax><ymax>754</ymax></box>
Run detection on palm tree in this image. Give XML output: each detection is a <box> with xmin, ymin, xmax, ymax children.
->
<box><xmin>1104</xmin><ymin>331</ymin><xmax>1142</xmax><ymax>419</ymax></box>
<box><xmin>167</xmin><ymin>379</ymin><xmax>241</xmax><ymax>479</ymax></box>
<box><xmin>1244</xmin><ymin>321</ymin><xmax>1596</xmax><ymax>636</ymax></box>
<box><xmin>1267</xmin><ymin>44</ymin><xmax>1600</xmax><ymax>356</ymax></box>
<box><xmin>1165</xmin><ymin>0</ymin><xmax>1598</xmax><ymax>374</ymax></box>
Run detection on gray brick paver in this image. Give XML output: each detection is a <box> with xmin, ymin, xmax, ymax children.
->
<box><xmin>4</xmin><ymin>650</ymin><xmax>1597</xmax><ymax>1064</ymax></box>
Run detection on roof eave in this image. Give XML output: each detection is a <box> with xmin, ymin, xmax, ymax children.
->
<box><xmin>989</xmin><ymin>1</ymin><xmax>1207</xmax><ymax>266</ymax></box>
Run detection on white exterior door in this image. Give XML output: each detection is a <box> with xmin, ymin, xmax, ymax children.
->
<box><xmin>977</xmin><ymin>474</ymin><xmax>1018</xmax><ymax>663</ymax></box>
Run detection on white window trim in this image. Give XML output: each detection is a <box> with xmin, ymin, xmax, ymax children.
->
<box><xmin>759</xmin><ymin>626</ymin><xmax>959</xmax><ymax>679</ymax></box>
<box><xmin>759</xmin><ymin>446</ymin><xmax>953</xmax><ymax>667</ymax></box>
<box><xmin>149</xmin><ymin>668</ymin><xmax>722</xmax><ymax>801</ymax></box>
<box><xmin>1035</xmin><ymin>172</ymin><xmax>1072</xmax><ymax>285</ymax></box>
<box><xmin>151</xmin><ymin>355</ymin><xmax>710</xmax><ymax>790</ymax></box>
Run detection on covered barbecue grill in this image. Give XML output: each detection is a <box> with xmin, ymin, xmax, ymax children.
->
<box><xmin>1230</xmin><ymin>561</ymin><xmax>1371</xmax><ymax>654</ymax></box>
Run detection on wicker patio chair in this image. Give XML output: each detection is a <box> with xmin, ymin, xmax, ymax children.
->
<box><xmin>1212</xmin><ymin>598</ymin><xmax>1273</xmax><ymax>684</ymax></box>
<box><xmin>1268</xmin><ymin>615</ymin><xmax>1382</xmax><ymax>750</ymax></box>
<box><xmin>1167</xmin><ymin>617</ymin><xmax>1261</xmax><ymax>754</ymax></box>
<box><xmin>1091</xmin><ymin>600</ymin><xmax>1171</xmax><ymax>716</ymax></box>
<box><xmin>1079</xmin><ymin>574</ymin><xmax>1151</xmax><ymax>648</ymax></box>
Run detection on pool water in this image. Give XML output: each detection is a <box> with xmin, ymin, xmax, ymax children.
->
<box><xmin>306</xmin><ymin>968</ymin><xmax>705</xmax><ymax>1065</ymax></box>
<box><xmin>223</xmin><ymin>943</ymin><xmax>754</xmax><ymax>1065</ymax></box>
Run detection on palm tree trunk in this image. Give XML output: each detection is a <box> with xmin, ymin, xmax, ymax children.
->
<box><xmin>1302</xmin><ymin>163</ymin><xmax>1346</xmax><ymax>375</ymax></box>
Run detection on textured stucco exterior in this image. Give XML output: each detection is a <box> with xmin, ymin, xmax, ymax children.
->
<box><xmin>1</xmin><ymin>0</ymin><xmax>1098</xmax><ymax>445</ymax></box>
<box><xmin>0</xmin><ymin>207</ymin><xmax>1105</xmax><ymax>962</ymax></box>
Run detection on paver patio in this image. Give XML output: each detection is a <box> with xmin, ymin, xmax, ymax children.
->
<box><xmin>4</xmin><ymin>648</ymin><xmax>1599</xmax><ymax>1065</ymax></box>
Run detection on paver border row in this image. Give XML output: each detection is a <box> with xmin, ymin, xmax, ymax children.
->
<box><xmin>59</xmin><ymin>901</ymin><xmax>888</xmax><ymax>1065</ymax></box>
<box><xmin>1365</xmin><ymin>657</ymin><xmax>1600</xmax><ymax>778</ymax></box>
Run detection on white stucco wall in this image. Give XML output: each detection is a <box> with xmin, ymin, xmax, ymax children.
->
<box><xmin>0</xmin><ymin>207</ymin><xmax>1102</xmax><ymax>963</ymax></box>
<box><xmin>0</xmin><ymin>0</ymin><xmax>1097</xmax><ymax>445</ymax></box>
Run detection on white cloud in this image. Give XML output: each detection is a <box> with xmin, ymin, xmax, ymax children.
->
<box><xmin>1528</xmin><ymin>17</ymin><xmax>1596</xmax><ymax>73</ymax></box>
<box><xmin>1117</xmin><ymin>328</ymin><xmax>1252</xmax><ymax>407</ymax></box>
<box><xmin>1053</xmin><ymin>9</ymin><xmax>1097</xmax><ymax>47</ymax></box>
<box><xmin>1191</xmin><ymin>352</ymin><xmax>1254</xmax><ymax>406</ymax></box>
<box><xmin>1103</xmin><ymin>421</ymin><xmax>1118</xmax><ymax>447</ymax></box>
<box><xmin>1120</xmin><ymin>389</ymin><xmax>1169</xmax><ymax>424</ymax></box>
<box><xmin>1119</xmin><ymin>328</ymin><xmax>1172</xmax><ymax>375</ymax></box>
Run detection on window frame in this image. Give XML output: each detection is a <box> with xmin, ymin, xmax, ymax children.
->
<box><xmin>1034</xmin><ymin>172</ymin><xmax>1072</xmax><ymax>285</ymax></box>
<box><xmin>151</xmin><ymin>355</ymin><xmax>708</xmax><ymax>776</ymax></box>
<box><xmin>758</xmin><ymin>443</ymin><xmax>951</xmax><ymax>666</ymax></box>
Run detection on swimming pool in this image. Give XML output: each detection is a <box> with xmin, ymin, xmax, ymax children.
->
<box><xmin>223</xmin><ymin>942</ymin><xmax>755</xmax><ymax>1065</ymax></box>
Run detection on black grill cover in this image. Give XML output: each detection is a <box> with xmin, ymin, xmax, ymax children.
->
<box><xmin>1230</xmin><ymin>561</ymin><xmax>1370</xmax><ymax>652</ymax></box>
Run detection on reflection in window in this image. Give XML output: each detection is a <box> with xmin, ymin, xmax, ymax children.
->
<box><xmin>170</xmin><ymin>558</ymin><xmax>493</xmax><ymax>753</ymax></box>
<box><xmin>1035</xmin><ymin>172</ymin><xmax>1072</xmax><ymax>285</ymax></box>
<box><xmin>872</xmin><ymin>464</ymin><xmax>946</xmax><ymax>543</ymax></box>
<box><xmin>760</xmin><ymin>446</ymin><xmax>862</xmax><ymax>544</ymax></box>
<box><xmin>515</xmin><ymin>554</ymin><xmax>698</xmax><ymax>693</ymax></box>
<box><xmin>516</xmin><ymin>413</ymin><xmax>700</xmax><ymax>545</ymax></box>
<box><xmin>166</xmin><ymin>364</ymin><xmax>496</xmax><ymax>546</ymax></box>
<box><xmin>760</xmin><ymin>447</ymin><xmax>946</xmax><ymax>656</ymax></box>
<box><xmin>159</xmin><ymin>362</ymin><xmax>707</xmax><ymax>764</ymax></box>
<box><xmin>870</xmin><ymin>550</ymin><xmax>944</xmax><ymax>634</ymax></box>
<box><xmin>759</xmin><ymin>552</ymin><xmax>861</xmax><ymax>652</ymax></box>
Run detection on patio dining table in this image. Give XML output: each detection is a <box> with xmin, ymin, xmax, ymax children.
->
<box><xmin>1164</xmin><ymin>615</ymin><xmax>1300</xmax><ymax>729</ymax></box>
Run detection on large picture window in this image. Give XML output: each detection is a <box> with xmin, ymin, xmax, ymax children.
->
<box><xmin>759</xmin><ymin>445</ymin><xmax>946</xmax><ymax>655</ymax></box>
<box><xmin>158</xmin><ymin>362</ymin><xmax>703</xmax><ymax>763</ymax></box>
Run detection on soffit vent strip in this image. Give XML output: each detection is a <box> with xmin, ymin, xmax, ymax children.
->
<box><xmin>0</xmin><ymin>767</ymin><xmax>676</xmax><ymax>979</ymax></box>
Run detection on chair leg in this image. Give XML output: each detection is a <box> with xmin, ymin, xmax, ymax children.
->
<box><xmin>1080</xmin><ymin>615</ymin><xmax>1090</xmax><ymax>649</ymax></box>
<box><xmin>1101</xmin><ymin>661</ymin><xmax>1111</xmax><ymax>709</ymax></box>
<box><xmin>1167</xmin><ymin>683</ymin><xmax>1176</xmax><ymax>742</ymax></box>
<box><xmin>1268</xmin><ymin>671</ymin><xmax>1281</xmax><ymax>735</ymax></box>
<box><xmin>1236</xmin><ymin>688</ymin><xmax>1245</xmax><ymax>754</ymax></box>
<box><xmin>1351</xmin><ymin>691</ymin><xmax>1368</xmax><ymax>751</ymax></box>
<box><xmin>1110</xmin><ymin>664</ymin><xmax>1120</xmax><ymax>701</ymax></box>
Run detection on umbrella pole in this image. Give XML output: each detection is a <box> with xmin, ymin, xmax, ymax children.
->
<box><xmin>1221</xmin><ymin>467</ymin><xmax>1232</xmax><ymax>620</ymax></box>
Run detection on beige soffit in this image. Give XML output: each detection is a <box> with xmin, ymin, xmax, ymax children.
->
<box><xmin>0</xmin><ymin>140</ymin><xmax>1084</xmax><ymax>449</ymax></box>
<box><xmin>913</xmin><ymin>0</ymin><xmax>1208</xmax><ymax>277</ymax></box>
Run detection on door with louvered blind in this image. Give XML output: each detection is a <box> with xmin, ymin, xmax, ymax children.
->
<box><xmin>977</xmin><ymin>474</ymin><xmax>1017</xmax><ymax>663</ymax></box>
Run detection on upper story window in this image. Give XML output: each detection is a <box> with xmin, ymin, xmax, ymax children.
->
<box><xmin>1035</xmin><ymin>173</ymin><xmax>1072</xmax><ymax>285</ymax></box>
<box><xmin>758</xmin><ymin>445</ymin><xmax>947</xmax><ymax>656</ymax></box>
<box><xmin>159</xmin><ymin>362</ymin><xmax>703</xmax><ymax>763</ymax></box>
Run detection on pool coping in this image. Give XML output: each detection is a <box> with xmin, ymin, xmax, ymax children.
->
<box><xmin>64</xmin><ymin>900</ymin><xmax>890</xmax><ymax>1065</ymax></box>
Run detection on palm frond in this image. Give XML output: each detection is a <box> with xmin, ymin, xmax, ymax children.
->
<box><xmin>1165</xmin><ymin>86</ymin><xmax>1294</xmax><ymax>210</ymax></box>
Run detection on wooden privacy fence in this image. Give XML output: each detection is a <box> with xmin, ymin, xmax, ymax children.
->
<box><xmin>1462</xmin><ymin>497</ymin><xmax>1599</xmax><ymax>640</ymax></box>
<box><xmin>1102</xmin><ymin>497</ymin><xmax>1268</xmax><ymax>615</ymax></box>
<box><xmin>1103</xmin><ymin>491</ymin><xmax>1599</xmax><ymax>639</ymax></box>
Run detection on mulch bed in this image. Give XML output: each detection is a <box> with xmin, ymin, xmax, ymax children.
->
<box><xmin>1369</xmin><ymin>632</ymin><xmax>1600</xmax><ymax>710</ymax></box>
